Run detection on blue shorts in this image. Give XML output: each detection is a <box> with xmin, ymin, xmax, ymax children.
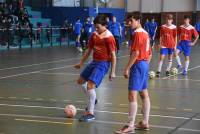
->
<box><xmin>160</xmin><ymin>48</ymin><xmax>174</xmax><ymax>55</ymax></box>
<box><xmin>128</xmin><ymin>61</ymin><xmax>149</xmax><ymax>91</ymax></box>
<box><xmin>74</xmin><ymin>33</ymin><xmax>81</xmax><ymax>36</ymax></box>
<box><xmin>177</xmin><ymin>40</ymin><xmax>191</xmax><ymax>56</ymax></box>
<box><xmin>81</xmin><ymin>61</ymin><xmax>110</xmax><ymax>88</ymax></box>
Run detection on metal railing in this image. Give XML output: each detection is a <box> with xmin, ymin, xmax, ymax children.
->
<box><xmin>0</xmin><ymin>26</ymin><xmax>75</xmax><ymax>50</ymax></box>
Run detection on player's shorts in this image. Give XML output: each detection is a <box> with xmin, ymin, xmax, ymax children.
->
<box><xmin>81</xmin><ymin>61</ymin><xmax>110</xmax><ymax>88</ymax></box>
<box><xmin>160</xmin><ymin>48</ymin><xmax>174</xmax><ymax>55</ymax></box>
<box><xmin>74</xmin><ymin>32</ymin><xmax>81</xmax><ymax>36</ymax></box>
<box><xmin>177</xmin><ymin>40</ymin><xmax>191</xmax><ymax>56</ymax></box>
<box><xmin>128</xmin><ymin>60</ymin><xmax>149</xmax><ymax>91</ymax></box>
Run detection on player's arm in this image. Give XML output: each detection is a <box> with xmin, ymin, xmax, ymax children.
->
<box><xmin>159</xmin><ymin>27</ymin><xmax>162</xmax><ymax>48</ymax></box>
<box><xmin>124</xmin><ymin>50</ymin><xmax>139</xmax><ymax>78</ymax></box>
<box><xmin>74</xmin><ymin>48</ymin><xmax>92</xmax><ymax>69</ymax></box>
<box><xmin>191</xmin><ymin>29</ymin><xmax>199</xmax><ymax>46</ymax></box>
<box><xmin>109</xmin><ymin>51</ymin><xmax>116</xmax><ymax>81</ymax></box>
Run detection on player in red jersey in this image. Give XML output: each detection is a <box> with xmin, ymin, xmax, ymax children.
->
<box><xmin>156</xmin><ymin>14</ymin><xmax>177</xmax><ymax>77</ymax></box>
<box><xmin>115</xmin><ymin>15</ymin><xmax>151</xmax><ymax>134</ymax></box>
<box><xmin>175</xmin><ymin>15</ymin><xmax>199</xmax><ymax>75</ymax></box>
<box><xmin>74</xmin><ymin>15</ymin><xmax>116</xmax><ymax>122</ymax></box>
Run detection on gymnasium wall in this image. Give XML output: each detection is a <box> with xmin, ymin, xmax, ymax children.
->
<box><xmin>41</xmin><ymin>7</ymin><xmax>125</xmax><ymax>26</ymax></box>
<box><xmin>127</xmin><ymin>0</ymin><xmax>196</xmax><ymax>12</ymax></box>
<box><xmin>163</xmin><ymin>0</ymin><xmax>196</xmax><ymax>12</ymax></box>
<box><xmin>127</xmin><ymin>0</ymin><xmax>140</xmax><ymax>12</ymax></box>
<box><xmin>141</xmin><ymin>0</ymin><xmax>162</xmax><ymax>13</ymax></box>
<box><xmin>84</xmin><ymin>0</ymin><xmax>124</xmax><ymax>8</ymax></box>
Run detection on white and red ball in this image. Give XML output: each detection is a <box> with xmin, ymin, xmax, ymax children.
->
<box><xmin>64</xmin><ymin>105</ymin><xmax>77</xmax><ymax>118</ymax></box>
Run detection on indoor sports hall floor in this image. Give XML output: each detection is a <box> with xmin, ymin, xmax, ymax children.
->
<box><xmin>0</xmin><ymin>44</ymin><xmax>200</xmax><ymax>134</ymax></box>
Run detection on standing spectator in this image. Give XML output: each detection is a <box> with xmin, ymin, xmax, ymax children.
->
<box><xmin>46</xmin><ymin>25</ymin><xmax>51</xmax><ymax>43</ymax></box>
<box><xmin>74</xmin><ymin>18</ymin><xmax>83</xmax><ymax>52</ymax></box>
<box><xmin>110</xmin><ymin>16</ymin><xmax>122</xmax><ymax>53</ymax></box>
<box><xmin>195</xmin><ymin>18</ymin><xmax>200</xmax><ymax>39</ymax></box>
<box><xmin>144</xmin><ymin>19</ymin><xmax>149</xmax><ymax>33</ymax></box>
<box><xmin>36</xmin><ymin>22</ymin><xmax>42</xmax><ymax>43</ymax></box>
<box><xmin>148</xmin><ymin>18</ymin><xmax>158</xmax><ymax>48</ymax></box>
<box><xmin>81</xmin><ymin>17</ymin><xmax>93</xmax><ymax>48</ymax></box>
<box><xmin>106</xmin><ymin>16</ymin><xmax>112</xmax><ymax>31</ymax></box>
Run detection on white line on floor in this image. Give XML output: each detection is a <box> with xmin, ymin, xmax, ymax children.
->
<box><xmin>0</xmin><ymin>57</ymin><xmax>80</xmax><ymax>71</ymax></box>
<box><xmin>0</xmin><ymin>54</ymin><xmax>128</xmax><ymax>72</ymax></box>
<box><xmin>0</xmin><ymin>64</ymin><xmax>74</xmax><ymax>80</ymax></box>
<box><xmin>167</xmin><ymin>78</ymin><xmax>200</xmax><ymax>82</ymax></box>
<box><xmin>162</xmin><ymin>65</ymin><xmax>200</xmax><ymax>79</ymax></box>
<box><xmin>0</xmin><ymin>103</ymin><xmax>193</xmax><ymax>120</ymax></box>
<box><xmin>0</xmin><ymin>113</ymin><xmax>199</xmax><ymax>132</ymax></box>
<box><xmin>0</xmin><ymin>54</ymin><xmax>129</xmax><ymax>80</ymax></box>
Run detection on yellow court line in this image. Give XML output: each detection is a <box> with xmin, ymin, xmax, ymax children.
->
<box><xmin>183</xmin><ymin>109</ymin><xmax>193</xmax><ymax>111</ymax></box>
<box><xmin>15</xmin><ymin>118</ymin><xmax>72</xmax><ymax>125</ymax></box>
<box><xmin>166</xmin><ymin>107</ymin><xmax>176</xmax><ymax>110</ymax></box>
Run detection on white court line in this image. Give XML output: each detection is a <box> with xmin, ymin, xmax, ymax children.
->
<box><xmin>0</xmin><ymin>64</ymin><xmax>74</xmax><ymax>80</ymax></box>
<box><xmin>162</xmin><ymin>65</ymin><xmax>200</xmax><ymax>79</ymax></box>
<box><xmin>0</xmin><ymin>57</ymin><xmax>80</xmax><ymax>71</ymax></box>
<box><xmin>0</xmin><ymin>103</ymin><xmax>192</xmax><ymax>120</ymax></box>
<box><xmin>166</xmin><ymin>78</ymin><xmax>200</xmax><ymax>82</ymax></box>
<box><xmin>0</xmin><ymin>55</ymin><xmax>129</xmax><ymax>80</ymax></box>
<box><xmin>0</xmin><ymin>113</ymin><xmax>174</xmax><ymax>130</ymax></box>
<box><xmin>0</xmin><ymin>113</ymin><xmax>200</xmax><ymax>132</ymax></box>
<box><xmin>0</xmin><ymin>54</ymin><xmax>128</xmax><ymax>72</ymax></box>
<box><xmin>39</xmin><ymin>72</ymin><xmax>79</xmax><ymax>75</ymax></box>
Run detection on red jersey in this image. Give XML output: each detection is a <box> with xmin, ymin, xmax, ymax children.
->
<box><xmin>88</xmin><ymin>30</ymin><xmax>116</xmax><ymax>61</ymax></box>
<box><xmin>131</xmin><ymin>28</ymin><xmax>151</xmax><ymax>62</ymax></box>
<box><xmin>178</xmin><ymin>24</ymin><xmax>199</xmax><ymax>41</ymax></box>
<box><xmin>160</xmin><ymin>24</ymin><xmax>177</xmax><ymax>48</ymax></box>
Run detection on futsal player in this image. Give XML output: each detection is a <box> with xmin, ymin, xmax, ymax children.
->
<box><xmin>74</xmin><ymin>15</ymin><xmax>116</xmax><ymax>122</ymax></box>
<box><xmin>116</xmin><ymin>15</ymin><xmax>151</xmax><ymax>134</ymax></box>
<box><xmin>175</xmin><ymin>15</ymin><xmax>199</xmax><ymax>75</ymax></box>
<box><xmin>156</xmin><ymin>14</ymin><xmax>177</xmax><ymax>77</ymax></box>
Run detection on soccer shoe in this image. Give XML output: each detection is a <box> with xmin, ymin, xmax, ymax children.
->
<box><xmin>115</xmin><ymin>125</ymin><xmax>135</xmax><ymax>134</ymax></box>
<box><xmin>135</xmin><ymin>121</ymin><xmax>150</xmax><ymax>131</ymax></box>
<box><xmin>156</xmin><ymin>71</ymin><xmax>160</xmax><ymax>77</ymax></box>
<box><xmin>182</xmin><ymin>70</ymin><xmax>187</xmax><ymax>75</ymax></box>
<box><xmin>79</xmin><ymin>114</ymin><xmax>95</xmax><ymax>122</ymax></box>
<box><xmin>177</xmin><ymin>65</ymin><xmax>182</xmax><ymax>70</ymax></box>
<box><xmin>166</xmin><ymin>71</ymin><xmax>170</xmax><ymax>76</ymax></box>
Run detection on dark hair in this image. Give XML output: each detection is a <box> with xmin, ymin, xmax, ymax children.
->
<box><xmin>127</xmin><ymin>14</ymin><xmax>142</xmax><ymax>22</ymax></box>
<box><xmin>76</xmin><ymin>18</ymin><xmax>80</xmax><ymax>21</ymax></box>
<box><xmin>94</xmin><ymin>15</ymin><xmax>107</xmax><ymax>26</ymax></box>
<box><xmin>166</xmin><ymin>14</ymin><xmax>173</xmax><ymax>20</ymax></box>
<box><xmin>184</xmin><ymin>15</ymin><xmax>191</xmax><ymax>20</ymax></box>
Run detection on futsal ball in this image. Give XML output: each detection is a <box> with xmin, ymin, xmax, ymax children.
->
<box><xmin>149</xmin><ymin>71</ymin><xmax>156</xmax><ymax>79</ymax></box>
<box><xmin>64</xmin><ymin>105</ymin><xmax>77</xmax><ymax>118</ymax></box>
<box><xmin>170</xmin><ymin>67</ymin><xmax>178</xmax><ymax>75</ymax></box>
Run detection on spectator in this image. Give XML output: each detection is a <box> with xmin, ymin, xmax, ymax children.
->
<box><xmin>74</xmin><ymin>17</ymin><xmax>83</xmax><ymax>52</ymax></box>
<box><xmin>110</xmin><ymin>16</ymin><xmax>122</xmax><ymax>53</ymax></box>
<box><xmin>195</xmin><ymin>18</ymin><xmax>200</xmax><ymax>39</ymax></box>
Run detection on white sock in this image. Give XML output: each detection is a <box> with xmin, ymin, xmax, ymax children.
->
<box><xmin>185</xmin><ymin>60</ymin><xmax>189</xmax><ymax>71</ymax></box>
<box><xmin>157</xmin><ymin>60</ymin><xmax>163</xmax><ymax>72</ymax></box>
<box><xmin>81</xmin><ymin>82</ymin><xmax>87</xmax><ymax>95</ymax></box>
<box><xmin>142</xmin><ymin>98</ymin><xmax>150</xmax><ymax>125</ymax></box>
<box><xmin>128</xmin><ymin>102</ymin><xmax>138</xmax><ymax>127</ymax></box>
<box><xmin>87</xmin><ymin>89</ymin><xmax>96</xmax><ymax>115</ymax></box>
<box><xmin>166</xmin><ymin>60</ymin><xmax>172</xmax><ymax>71</ymax></box>
<box><xmin>176</xmin><ymin>56</ymin><xmax>182</xmax><ymax>66</ymax></box>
